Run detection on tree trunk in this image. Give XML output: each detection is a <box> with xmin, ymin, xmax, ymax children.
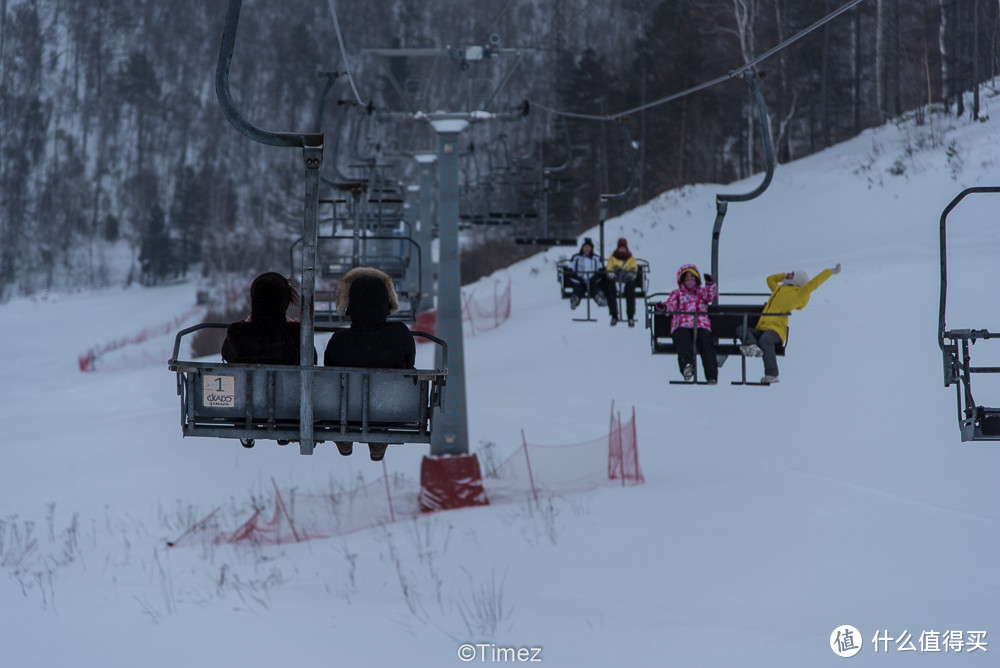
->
<box><xmin>773</xmin><ymin>0</ymin><xmax>792</xmax><ymax>160</ymax></box>
<box><xmin>924</xmin><ymin>39</ymin><xmax>936</xmax><ymax>146</ymax></box>
<box><xmin>821</xmin><ymin>0</ymin><xmax>832</xmax><ymax>148</ymax></box>
<box><xmin>875</xmin><ymin>0</ymin><xmax>886</xmax><ymax>122</ymax></box>
<box><xmin>938</xmin><ymin>0</ymin><xmax>949</xmax><ymax>111</ymax></box>
<box><xmin>853</xmin><ymin>6</ymin><xmax>861</xmax><ymax>134</ymax></box>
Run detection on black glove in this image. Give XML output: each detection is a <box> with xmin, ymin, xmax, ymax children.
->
<box><xmin>704</xmin><ymin>273</ymin><xmax>714</xmax><ymax>284</ymax></box>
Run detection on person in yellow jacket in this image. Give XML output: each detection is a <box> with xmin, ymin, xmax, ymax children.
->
<box><xmin>737</xmin><ymin>263</ymin><xmax>841</xmax><ymax>383</ymax></box>
<box><xmin>606</xmin><ymin>237</ymin><xmax>639</xmax><ymax>326</ymax></box>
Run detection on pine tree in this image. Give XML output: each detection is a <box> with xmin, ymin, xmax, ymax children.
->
<box><xmin>139</xmin><ymin>202</ymin><xmax>173</xmax><ymax>285</ymax></box>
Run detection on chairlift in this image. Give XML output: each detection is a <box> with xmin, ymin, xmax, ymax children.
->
<box><xmin>169</xmin><ymin>324</ymin><xmax>447</xmax><ymax>451</ymax></box>
<box><xmin>516</xmin><ymin>114</ymin><xmax>578</xmax><ymax>247</ymax></box>
<box><xmin>644</xmin><ymin>296</ymin><xmax>790</xmax><ymax>385</ymax></box>
<box><xmin>557</xmin><ymin>257</ymin><xmax>651</xmax><ymax>323</ymax></box>
<box><xmin>643</xmin><ymin>71</ymin><xmax>781</xmax><ymax>385</ymax></box>
<box><xmin>168</xmin><ymin>0</ymin><xmax>447</xmax><ymax>456</ymax></box>
<box><xmin>290</xmin><ymin>198</ymin><xmax>425</xmax><ymax>323</ymax></box>
<box><xmin>556</xmin><ymin>256</ymin><xmax>608</xmax><ymax>323</ymax></box>
<box><xmin>938</xmin><ymin>186</ymin><xmax>1000</xmax><ymax>441</ymax></box>
<box><xmin>558</xmin><ymin>118</ymin><xmax>645</xmax><ymax>322</ymax></box>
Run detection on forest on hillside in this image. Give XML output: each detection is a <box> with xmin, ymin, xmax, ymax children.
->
<box><xmin>1</xmin><ymin>0</ymin><xmax>998</xmax><ymax>299</ymax></box>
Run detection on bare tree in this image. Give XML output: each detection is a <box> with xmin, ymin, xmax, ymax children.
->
<box><xmin>875</xmin><ymin>0</ymin><xmax>886</xmax><ymax>121</ymax></box>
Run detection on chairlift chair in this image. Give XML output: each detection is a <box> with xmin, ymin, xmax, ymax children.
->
<box><xmin>644</xmin><ymin>293</ymin><xmax>789</xmax><ymax>385</ymax></box>
<box><xmin>938</xmin><ymin>186</ymin><xmax>1000</xmax><ymax>441</ymax></box>
<box><xmin>607</xmin><ymin>259</ymin><xmax>650</xmax><ymax>322</ymax></box>
<box><xmin>556</xmin><ymin>260</ymin><xmax>613</xmax><ymax>323</ymax></box>
<box><xmin>168</xmin><ymin>324</ymin><xmax>447</xmax><ymax>451</ymax></box>
<box><xmin>171</xmin><ymin>0</ymin><xmax>447</xmax><ymax>456</ymax></box>
<box><xmin>644</xmin><ymin>71</ymin><xmax>783</xmax><ymax>385</ymax></box>
<box><xmin>290</xmin><ymin>234</ymin><xmax>424</xmax><ymax>324</ymax></box>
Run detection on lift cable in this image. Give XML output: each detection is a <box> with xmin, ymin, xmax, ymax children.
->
<box><xmin>528</xmin><ymin>0</ymin><xmax>867</xmax><ymax>122</ymax></box>
<box><xmin>477</xmin><ymin>0</ymin><xmax>517</xmax><ymax>44</ymax></box>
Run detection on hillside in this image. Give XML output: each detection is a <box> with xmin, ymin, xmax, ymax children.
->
<box><xmin>0</xmin><ymin>103</ymin><xmax>999</xmax><ymax>667</ymax></box>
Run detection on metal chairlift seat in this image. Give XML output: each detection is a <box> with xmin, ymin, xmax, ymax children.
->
<box><xmin>609</xmin><ymin>259</ymin><xmax>650</xmax><ymax>313</ymax></box>
<box><xmin>292</xmin><ymin>235</ymin><xmax>423</xmax><ymax>324</ymax></box>
<box><xmin>941</xmin><ymin>327</ymin><xmax>1000</xmax><ymax>442</ymax></box>
<box><xmin>555</xmin><ymin>259</ymin><xmax>612</xmax><ymax>323</ymax></box>
<box><xmin>556</xmin><ymin>259</ymin><xmax>650</xmax><ymax>303</ymax></box>
<box><xmin>168</xmin><ymin>324</ymin><xmax>447</xmax><ymax>450</ymax></box>
<box><xmin>938</xmin><ymin>186</ymin><xmax>1000</xmax><ymax>441</ymax></box>
<box><xmin>644</xmin><ymin>293</ymin><xmax>789</xmax><ymax>385</ymax></box>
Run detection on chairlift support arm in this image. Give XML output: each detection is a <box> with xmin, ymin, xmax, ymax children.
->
<box><xmin>216</xmin><ymin>0</ymin><xmax>324</xmax><ymax>454</ymax></box>
<box><xmin>938</xmin><ymin>186</ymin><xmax>1000</xmax><ymax>351</ymax></box>
<box><xmin>710</xmin><ymin>71</ymin><xmax>775</xmax><ymax>294</ymax></box>
<box><xmin>598</xmin><ymin>120</ymin><xmax>638</xmax><ymax>257</ymax></box>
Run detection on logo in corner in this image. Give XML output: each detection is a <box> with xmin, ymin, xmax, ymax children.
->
<box><xmin>831</xmin><ymin>625</ymin><xmax>863</xmax><ymax>658</ymax></box>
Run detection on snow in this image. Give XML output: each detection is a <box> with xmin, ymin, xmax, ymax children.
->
<box><xmin>2</xmin><ymin>107</ymin><xmax>1000</xmax><ymax>667</ymax></box>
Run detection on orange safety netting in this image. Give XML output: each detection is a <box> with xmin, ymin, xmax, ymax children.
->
<box><xmin>412</xmin><ymin>277</ymin><xmax>512</xmax><ymax>342</ymax></box>
<box><xmin>78</xmin><ymin>304</ymin><xmax>203</xmax><ymax>372</ymax></box>
<box><xmin>168</xmin><ymin>403</ymin><xmax>642</xmax><ymax>548</ymax></box>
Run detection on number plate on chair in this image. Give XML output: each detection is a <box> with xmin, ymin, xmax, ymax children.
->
<box><xmin>202</xmin><ymin>374</ymin><xmax>236</xmax><ymax>408</ymax></box>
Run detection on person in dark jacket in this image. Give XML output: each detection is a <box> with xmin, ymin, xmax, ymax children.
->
<box><xmin>221</xmin><ymin>272</ymin><xmax>306</xmax><ymax>365</ymax></box>
<box><xmin>324</xmin><ymin>266</ymin><xmax>416</xmax><ymax>461</ymax></box>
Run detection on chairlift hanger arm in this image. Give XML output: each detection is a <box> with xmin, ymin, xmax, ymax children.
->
<box><xmin>216</xmin><ymin>0</ymin><xmax>323</xmax><ymax>151</ymax></box>
<box><xmin>543</xmin><ymin>114</ymin><xmax>573</xmax><ymax>175</ymax></box>
<box><xmin>215</xmin><ymin>0</ymin><xmax>324</xmax><ymax>454</ymax></box>
<box><xmin>600</xmin><ymin>119</ymin><xmax>638</xmax><ymax>203</ymax></box>
<box><xmin>710</xmin><ymin>70</ymin><xmax>774</xmax><ymax>291</ymax></box>
<box><xmin>312</xmin><ymin>71</ymin><xmax>345</xmax><ymax>133</ymax></box>
<box><xmin>509</xmin><ymin>108</ymin><xmax>535</xmax><ymax>163</ymax></box>
<box><xmin>938</xmin><ymin>186</ymin><xmax>1000</xmax><ymax>350</ymax></box>
<box><xmin>597</xmin><ymin>119</ymin><xmax>638</xmax><ymax>258</ymax></box>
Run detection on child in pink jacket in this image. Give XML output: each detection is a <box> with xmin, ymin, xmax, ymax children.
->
<box><xmin>657</xmin><ymin>264</ymin><xmax>719</xmax><ymax>383</ymax></box>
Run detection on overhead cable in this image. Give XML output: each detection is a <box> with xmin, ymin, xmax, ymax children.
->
<box><xmin>477</xmin><ymin>0</ymin><xmax>517</xmax><ymax>44</ymax></box>
<box><xmin>530</xmin><ymin>0</ymin><xmax>868</xmax><ymax>122</ymax></box>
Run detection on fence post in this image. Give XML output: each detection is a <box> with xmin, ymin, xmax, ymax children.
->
<box><xmin>382</xmin><ymin>461</ymin><xmax>396</xmax><ymax>524</ymax></box>
<box><xmin>618</xmin><ymin>411</ymin><xmax>625</xmax><ymax>487</ymax></box>
<box><xmin>521</xmin><ymin>429</ymin><xmax>538</xmax><ymax>503</ymax></box>
<box><xmin>272</xmin><ymin>478</ymin><xmax>301</xmax><ymax>543</ymax></box>
<box><xmin>631</xmin><ymin>406</ymin><xmax>640</xmax><ymax>483</ymax></box>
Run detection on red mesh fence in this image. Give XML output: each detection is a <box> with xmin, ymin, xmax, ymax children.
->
<box><xmin>168</xmin><ymin>402</ymin><xmax>642</xmax><ymax>548</ymax></box>
<box><xmin>413</xmin><ymin>277</ymin><xmax>512</xmax><ymax>342</ymax></box>
<box><xmin>608</xmin><ymin>403</ymin><xmax>644</xmax><ymax>485</ymax></box>
<box><xmin>462</xmin><ymin>277</ymin><xmax>512</xmax><ymax>336</ymax></box>
<box><xmin>78</xmin><ymin>304</ymin><xmax>203</xmax><ymax>372</ymax></box>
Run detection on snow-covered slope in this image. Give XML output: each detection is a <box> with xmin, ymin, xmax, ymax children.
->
<box><xmin>1</xmin><ymin>107</ymin><xmax>1000</xmax><ymax>667</ymax></box>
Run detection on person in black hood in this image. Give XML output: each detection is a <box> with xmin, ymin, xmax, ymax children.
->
<box><xmin>222</xmin><ymin>272</ymin><xmax>308</xmax><ymax>365</ymax></box>
<box><xmin>323</xmin><ymin>266</ymin><xmax>416</xmax><ymax>369</ymax></box>
<box><xmin>324</xmin><ymin>267</ymin><xmax>416</xmax><ymax>461</ymax></box>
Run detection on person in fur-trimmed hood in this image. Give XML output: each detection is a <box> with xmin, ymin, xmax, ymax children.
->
<box><xmin>737</xmin><ymin>263</ymin><xmax>841</xmax><ymax>384</ymax></box>
<box><xmin>324</xmin><ymin>267</ymin><xmax>416</xmax><ymax>462</ymax></box>
<box><xmin>324</xmin><ymin>266</ymin><xmax>416</xmax><ymax>370</ymax></box>
<box><xmin>221</xmin><ymin>272</ymin><xmax>309</xmax><ymax>365</ymax></box>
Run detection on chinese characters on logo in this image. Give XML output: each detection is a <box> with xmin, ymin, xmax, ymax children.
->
<box><xmin>871</xmin><ymin>630</ymin><xmax>988</xmax><ymax>653</ymax></box>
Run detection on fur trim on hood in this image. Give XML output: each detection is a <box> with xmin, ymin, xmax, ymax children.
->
<box><xmin>784</xmin><ymin>270</ymin><xmax>809</xmax><ymax>287</ymax></box>
<box><xmin>675</xmin><ymin>263</ymin><xmax>701</xmax><ymax>286</ymax></box>
<box><xmin>335</xmin><ymin>266</ymin><xmax>400</xmax><ymax>316</ymax></box>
